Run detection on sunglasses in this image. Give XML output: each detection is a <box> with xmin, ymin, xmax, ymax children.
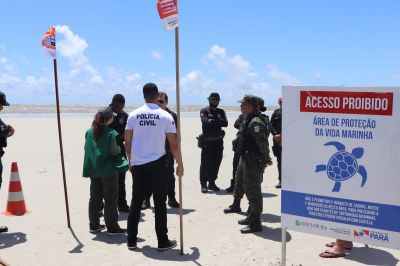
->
<box><xmin>158</xmin><ymin>99</ymin><xmax>166</xmax><ymax>104</ymax></box>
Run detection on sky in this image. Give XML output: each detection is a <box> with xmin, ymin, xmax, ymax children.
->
<box><xmin>0</xmin><ymin>0</ymin><xmax>400</xmax><ymax>106</ymax></box>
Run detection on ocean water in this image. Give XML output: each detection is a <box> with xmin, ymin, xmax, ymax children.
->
<box><xmin>1</xmin><ymin>105</ymin><xmax>274</xmax><ymax>119</ymax></box>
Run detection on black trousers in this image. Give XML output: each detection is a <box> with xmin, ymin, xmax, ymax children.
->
<box><xmin>117</xmin><ymin>171</ymin><xmax>128</xmax><ymax>207</ymax></box>
<box><xmin>166</xmin><ymin>155</ymin><xmax>176</xmax><ymax>198</ymax></box>
<box><xmin>144</xmin><ymin>154</ymin><xmax>176</xmax><ymax>200</ymax></box>
<box><xmin>0</xmin><ymin>157</ymin><xmax>2</xmax><ymax>189</ymax></box>
<box><xmin>127</xmin><ymin>156</ymin><xmax>169</xmax><ymax>245</ymax></box>
<box><xmin>273</xmin><ymin>144</ymin><xmax>282</xmax><ymax>182</ymax></box>
<box><xmin>199</xmin><ymin>139</ymin><xmax>223</xmax><ymax>187</ymax></box>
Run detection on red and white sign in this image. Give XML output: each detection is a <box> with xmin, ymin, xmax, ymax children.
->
<box><xmin>157</xmin><ymin>0</ymin><xmax>178</xmax><ymax>31</ymax></box>
<box><xmin>300</xmin><ymin>91</ymin><xmax>393</xmax><ymax>116</ymax></box>
<box><xmin>41</xmin><ymin>26</ymin><xmax>56</xmax><ymax>58</ymax></box>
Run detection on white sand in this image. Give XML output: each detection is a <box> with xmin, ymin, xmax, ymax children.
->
<box><xmin>0</xmin><ymin>116</ymin><xmax>399</xmax><ymax>265</ymax></box>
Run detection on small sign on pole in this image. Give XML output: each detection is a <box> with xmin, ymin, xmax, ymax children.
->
<box><xmin>41</xmin><ymin>27</ymin><xmax>56</xmax><ymax>58</ymax></box>
<box><xmin>157</xmin><ymin>0</ymin><xmax>178</xmax><ymax>31</ymax></box>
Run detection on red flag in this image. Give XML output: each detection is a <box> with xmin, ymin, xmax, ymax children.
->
<box><xmin>42</xmin><ymin>27</ymin><xmax>56</xmax><ymax>58</ymax></box>
<box><xmin>157</xmin><ymin>0</ymin><xmax>178</xmax><ymax>31</ymax></box>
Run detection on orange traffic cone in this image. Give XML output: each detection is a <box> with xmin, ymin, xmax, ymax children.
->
<box><xmin>3</xmin><ymin>162</ymin><xmax>29</xmax><ymax>216</ymax></box>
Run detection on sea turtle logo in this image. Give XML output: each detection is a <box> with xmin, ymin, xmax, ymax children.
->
<box><xmin>315</xmin><ymin>141</ymin><xmax>367</xmax><ymax>192</ymax></box>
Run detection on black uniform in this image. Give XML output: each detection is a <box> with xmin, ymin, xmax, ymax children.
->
<box><xmin>108</xmin><ymin>110</ymin><xmax>129</xmax><ymax>209</ymax></box>
<box><xmin>199</xmin><ymin>106</ymin><xmax>228</xmax><ymax>188</ymax></box>
<box><xmin>228</xmin><ymin>114</ymin><xmax>246</xmax><ymax>190</ymax></box>
<box><xmin>270</xmin><ymin>108</ymin><xmax>282</xmax><ymax>183</ymax></box>
<box><xmin>144</xmin><ymin>108</ymin><xmax>178</xmax><ymax>201</ymax></box>
<box><xmin>0</xmin><ymin>118</ymin><xmax>9</xmax><ymax>189</ymax></box>
<box><xmin>165</xmin><ymin>108</ymin><xmax>178</xmax><ymax>199</ymax></box>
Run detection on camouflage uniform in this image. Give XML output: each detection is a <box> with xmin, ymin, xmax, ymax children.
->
<box><xmin>224</xmin><ymin>95</ymin><xmax>271</xmax><ymax>233</ymax></box>
<box><xmin>236</xmin><ymin>112</ymin><xmax>271</xmax><ymax>229</ymax></box>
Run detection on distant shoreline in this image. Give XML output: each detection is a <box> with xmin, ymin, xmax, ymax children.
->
<box><xmin>1</xmin><ymin>104</ymin><xmax>277</xmax><ymax>114</ymax></box>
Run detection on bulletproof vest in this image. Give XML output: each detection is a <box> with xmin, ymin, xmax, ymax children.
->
<box><xmin>236</xmin><ymin>112</ymin><xmax>268</xmax><ymax>155</ymax></box>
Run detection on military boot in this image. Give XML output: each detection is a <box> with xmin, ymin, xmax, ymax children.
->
<box><xmin>240</xmin><ymin>215</ymin><xmax>262</xmax><ymax>234</ymax></box>
<box><xmin>223</xmin><ymin>198</ymin><xmax>241</xmax><ymax>214</ymax></box>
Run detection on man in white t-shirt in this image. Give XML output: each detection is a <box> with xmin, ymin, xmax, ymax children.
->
<box><xmin>124</xmin><ymin>83</ymin><xmax>184</xmax><ymax>251</ymax></box>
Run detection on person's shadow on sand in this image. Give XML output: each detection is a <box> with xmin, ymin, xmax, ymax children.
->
<box><xmin>118</xmin><ymin>212</ymin><xmax>145</xmax><ymax>222</ymax></box>
<box><xmin>92</xmin><ymin>233</ymin><xmax>145</xmax><ymax>245</ymax></box>
<box><xmin>262</xmin><ymin>192</ymin><xmax>278</xmax><ymax>198</ymax></box>
<box><xmin>238</xmin><ymin>213</ymin><xmax>281</xmax><ymax>224</ymax></box>
<box><xmin>167</xmin><ymin>208</ymin><xmax>196</xmax><ymax>215</ymax></box>
<box><xmin>212</xmin><ymin>191</ymin><xmax>277</xmax><ymax>198</ymax></box>
<box><xmin>0</xmin><ymin>232</ymin><xmax>27</xmax><ymax>249</ymax></box>
<box><xmin>345</xmin><ymin>246</ymin><xmax>399</xmax><ymax>265</ymax></box>
<box><xmin>139</xmin><ymin>246</ymin><xmax>201</xmax><ymax>264</ymax></box>
<box><xmin>260</xmin><ymin>213</ymin><xmax>281</xmax><ymax>223</ymax></box>
<box><xmin>253</xmin><ymin>226</ymin><xmax>292</xmax><ymax>242</ymax></box>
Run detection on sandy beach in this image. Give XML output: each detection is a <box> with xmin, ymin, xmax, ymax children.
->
<box><xmin>0</xmin><ymin>114</ymin><xmax>399</xmax><ymax>266</ymax></box>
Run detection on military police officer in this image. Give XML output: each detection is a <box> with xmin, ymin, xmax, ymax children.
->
<box><xmin>225</xmin><ymin>113</ymin><xmax>246</xmax><ymax>193</ymax></box>
<box><xmin>199</xmin><ymin>92</ymin><xmax>228</xmax><ymax>193</ymax></box>
<box><xmin>224</xmin><ymin>95</ymin><xmax>272</xmax><ymax>233</ymax></box>
<box><xmin>271</xmin><ymin>96</ymin><xmax>282</xmax><ymax>188</ymax></box>
<box><xmin>109</xmin><ymin>94</ymin><xmax>130</xmax><ymax>212</ymax></box>
<box><xmin>0</xmin><ymin>91</ymin><xmax>14</xmax><ymax>233</ymax></box>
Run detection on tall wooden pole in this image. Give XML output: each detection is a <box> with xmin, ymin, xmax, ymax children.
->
<box><xmin>53</xmin><ymin>58</ymin><xmax>71</xmax><ymax>228</ymax></box>
<box><xmin>175</xmin><ymin>26</ymin><xmax>184</xmax><ymax>255</ymax></box>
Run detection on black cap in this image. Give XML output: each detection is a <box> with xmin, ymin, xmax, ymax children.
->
<box><xmin>111</xmin><ymin>94</ymin><xmax>125</xmax><ymax>104</ymax></box>
<box><xmin>258</xmin><ymin>98</ymin><xmax>267</xmax><ymax>112</ymax></box>
<box><xmin>98</xmin><ymin>107</ymin><xmax>114</xmax><ymax>119</ymax></box>
<box><xmin>208</xmin><ymin>92</ymin><xmax>221</xmax><ymax>100</ymax></box>
<box><xmin>0</xmin><ymin>92</ymin><xmax>10</xmax><ymax>106</ymax></box>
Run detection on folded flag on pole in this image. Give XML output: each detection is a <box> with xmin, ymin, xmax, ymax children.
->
<box><xmin>157</xmin><ymin>0</ymin><xmax>178</xmax><ymax>31</ymax></box>
<box><xmin>42</xmin><ymin>27</ymin><xmax>56</xmax><ymax>58</ymax></box>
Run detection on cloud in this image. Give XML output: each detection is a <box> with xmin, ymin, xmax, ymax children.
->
<box><xmin>314</xmin><ymin>71</ymin><xmax>321</xmax><ymax>79</ymax></box>
<box><xmin>267</xmin><ymin>64</ymin><xmax>300</xmax><ymax>85</ymax></box>
<box><xmin>55</xmin><ymin>25</ymin><xmax>97</xmax><ymax>76</ymax></box>
<box><xmin>207</xmin><ymin>45</ymin><xmax>251</xmax><ymax>75</ymax></box>
<box><xmin>89</xmin><ymin>75</ymin><xmax>104</xmax><ymax>85</ymax></box>
<box><xmin>181</xmin><ymin>70</ymin><xmax>220</xmax><ymax>95</ymax></box>
<box><xmin>0</xmin><ymin>56</ymin><xmax>17</xmax><ymax>73</ymax></box>
<box><xmin>126</xmin><ymin>73</ymin><xmax>141</xmax><ymax>83</ymax></box>
<box><xmin>0</xmin><ymin>71</ymin><xmax>52</xmax><ymax>96</ymax></box>
<box><xmin>106</xmin><ymin>67</ymin><xmax>123</xmax><ymax>79</ymax></box>
<box><xmin>185</xmin><ymin>44</ymin><xmax>274</xmax><ymax>102</ymax></box>
<box><xmin>0</xmin><ymin>37</ymin><xmax>283</xmax><ymax>104</ymax></box>
<box><xmin>150</xmin><ymin>50</ymin><xmax>162</xmax><ymax>60</ymax></box>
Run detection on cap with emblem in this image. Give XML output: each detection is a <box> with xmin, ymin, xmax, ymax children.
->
<box><xmin>238</xmin><ymin>94</ymin><xmax>259</xmax><ymax>108</ymax></box>
<box><xmin>208</xmin><ymin>92</ymin><xmax>221</xmax><ymax>100</ymax></box>
<box><xmin>0</xmin><ymin>91</ymin><xmax>10</xmax><ymax>106</ymax></box>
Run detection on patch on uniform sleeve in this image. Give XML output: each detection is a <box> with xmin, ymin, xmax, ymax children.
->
<box><xmin>254</xmin><ymin>125</ymin><xmax>260</xmax><ymax>133</ymax></box>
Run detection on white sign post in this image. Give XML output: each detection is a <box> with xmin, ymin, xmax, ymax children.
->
<box><xmin>281</xmin><ymin>86</ymin><xmax>400</xmax><ymax>262</ymax></box>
